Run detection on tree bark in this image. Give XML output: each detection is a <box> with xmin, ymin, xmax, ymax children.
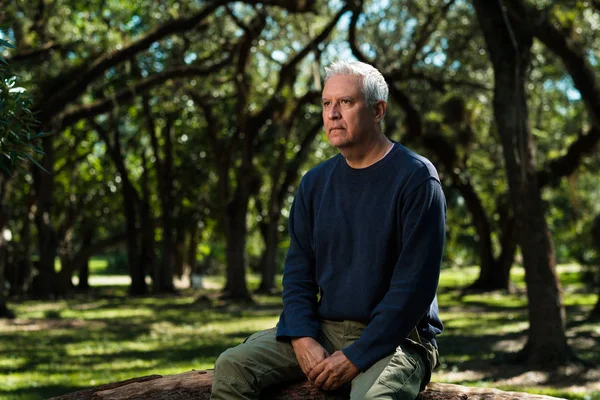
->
<box><xmin>174</xmin><ymin>220</ymin><xmax>187</xmax><ymax>279</ymax></box>
<box><xmin>186</xmin><ymin>222</ymin><xmax>199</xmax><ymax>278</ymax></box>
<box><xmin>0</xmin><ymin>183</ymin><xmax>14</xmax><ymax>318</ymax></box>
<box><xmin>591</xmin><ymin>287</ymin><xmax>600</xmax><ymax>321</ymax></box>
<box><xmin>124</xmin><ymin>193</ymin><xmax>145</xmax><ymax>295</ymax></box>
<box><xmin>223</xmin><ymin>196</ymin><xmax>253</xmax><ymax>301</ymax></box>
<box><xmin>257</xmin><ymin>215</ymin><xmax>280</xmax><ymax>294</ymax></box>
<box><xmin>473</xmin><ymin>0</ymin><xmax>573</xmax><ymax>365</ymax></box>
<box><xmin>590</xmin><ymin>215</ymin><xmax>600</xmax><ymax>321</ymax></box>
<box><xmin>15</xmin><ymin>199</ymin><xmax>34</xmax><ymax>294</ymax></box>
<box><xmin>93</xmin><ymin>120</ymin><xmax>147</xmax><ymax>295</ymax></box>
<box><xmin>47</xmin><ymin>370</ymin><xmax>566</xmax><ymax>400</ymax></box>
<box><xmin>32</xmin><ymin>137</ymin><xmax>58</xmax><ymax>298</ymax></box>
<box><xmin>139</xmin><ymin>151</ymin><xmax>154</xmax><ymax>291</ymax></box>
<box><xmin>147</xmin><ymin>106</ymin><xmax>175</xmax><ymax>293</ymax></box>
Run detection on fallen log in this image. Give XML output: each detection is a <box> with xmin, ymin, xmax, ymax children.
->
<box><xmin>48</xmin><ymin>370</ymin><xmax>566</xmax><ymax>400</ymax></box>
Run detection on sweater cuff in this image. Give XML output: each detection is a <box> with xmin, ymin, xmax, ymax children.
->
<box><xmin>276</xmin><ymin>325</ymin><xmax>320</xmax><ymax>342</ymax></box>
<box><xmin>342</xmin><ymin>342</ymin><xmax>372</xmax><ymax>371</ymax></box>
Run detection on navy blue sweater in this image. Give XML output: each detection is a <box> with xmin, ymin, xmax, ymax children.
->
<box><xmin>276</xmin><ymin>142</ymin><xmax>445</xmax><ymax>371</ymax></box>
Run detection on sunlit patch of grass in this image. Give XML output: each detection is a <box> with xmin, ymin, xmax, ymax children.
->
<box><xmin>460</xmin><ymin>292</ymin><xmax>528</xmax><ymax>309</ymax></box>
<box><xmin>89</xmin><ymin>257</ymin><xmax>109</xmax><ymax>274</ymax></box>
<box><xmin>496</xmin><ymin>386</ymin><xmax>600</xmax><ymax>400</ymax></box>
<box><xmin>439</xmin><ymin>266</ymin><xmax>479</xmax><ymax>287</ymax></box>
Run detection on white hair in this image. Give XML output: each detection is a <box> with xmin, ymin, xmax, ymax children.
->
<box><xmin>324</xmin><ymin>61</ymin><xmax>389</xmax><ymax>106</ymax></box>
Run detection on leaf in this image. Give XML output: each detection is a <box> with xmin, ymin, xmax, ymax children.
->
<box><xmin>0</xmin><ymin>39</ymin><xmax>15</xmax><ymax>49</ymax></box>
<box><xmin>31</xmin><ymin>131</ymin><xmax>54</xmax><ymax>140</ymax></box>
<box><xmin>28</xmin><ymin>143</ymin><xmax>46</xmax><ymax>155</ymax></box>
<box><xmin>24</xmin><ymin>152</ymin><xmax>50</xmax><ymax>174</ymax></box>
<box><xmin>0</xmin><ymin>160</ymin><xmax>13</xmax><ymax>177</ymax></box>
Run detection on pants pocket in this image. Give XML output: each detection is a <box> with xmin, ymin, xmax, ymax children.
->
<box><xmin>377</xmin><ymin>346</ymin><xmax>424</xmax><ymax>398</ymax></box>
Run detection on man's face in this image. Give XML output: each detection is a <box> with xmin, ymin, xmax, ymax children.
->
<box><xmin>321</xmin><ymin>74</ymin><xmax>377</xmax><ymax>149</ymax></box>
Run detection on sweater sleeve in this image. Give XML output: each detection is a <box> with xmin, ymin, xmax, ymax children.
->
<box><xmin>276</xmin><ymin>181</ymin><xmax>320</xmax><ymax>341</ymax></box>
<box><xmin>342</xmin><ymin>177</ymin><xmax>446</xmax><ymax>371</ymax></box>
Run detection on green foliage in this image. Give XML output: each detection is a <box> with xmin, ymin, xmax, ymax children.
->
<box><xmin>0</xmin><ymin>40</ymin><xmax>43</xmax><ymax>175</ymax></box>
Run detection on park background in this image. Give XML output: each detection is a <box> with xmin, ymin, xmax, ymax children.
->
<box><xmin>1</xmin><ymin>0</ymin><xmax>600</xmax><ymax>398</ymax></box>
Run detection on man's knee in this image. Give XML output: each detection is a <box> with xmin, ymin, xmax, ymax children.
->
<box><xmin>214</xmin><ymin>346</ymin><xmax>249</xmax><ymax>378</ymax></box>
<box><xmin>212</xmin><ymin>345</ymin><xmax>257</xmax><ymax>399</ymax></box>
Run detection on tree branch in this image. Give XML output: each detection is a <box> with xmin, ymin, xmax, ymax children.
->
<box><xmin>277</xmin><ymin>118</ymin><xmax>322</xmax><ymax>206</ymax></box>
<box><xmin>507</xmin><ymin>0</ymin><xmax>600</xmax><ymax>126</ymax></box>
<box><xmin>401</xmin><ymin>71</ymin><xmax>492</xmax><ymax>92</ymax></box>
<box><xmin>251</xmin><ymin>6</ymin><xmax>347</xmax><ymax>130</ymax></box>
<box><xmin>29</xmin><ymin>0</ymin><xmax>47</xmax><ymax>40</ymax></box>
<box><xmin>8</xmin><ymin>41</ymin><xmax>65</xmax><ymax>62</ymax></box>
<box><xmin>37</xmin><ymin>0</ymin><xmax>228</xmax><ymax>123</ymax></box>
<box><xmin>387</xmin><ymin>83</ymin><xmax>423</xmax><ymax>139</ymax></box>
<box><xmin>348</xmin><ymin>0</ymin><xmax>372</xmax><ymax>64</ymax></box>
<box><xmin>239</xmin><ymin>0</ymin><xmax>316</xmax><ymax>12</ymax></box>
<box><xmin>402</xmin><ymin>0</ymin><xmax>457</xmax><ymax>75</ymax></box>
<box><xmin>59</xmin><ymin>56</ymin><xmax>232</xmax><ymax>128</ymax></box>
<box><xmin>537</xmin><ymin>126</ymin><xmax>600</xmax><ymax>187</ymax></box>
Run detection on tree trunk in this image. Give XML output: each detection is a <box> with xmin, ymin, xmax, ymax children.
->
<box><xmin>154</xmin><ymin>130</ymin><xmax>175</xmax><ymax>294</ymax></box>
<box><xmin>47</xmin><ymin>370</ymin><xmax>566</xmax><ymax>400</ymax></box>
<box><xmin>77</xmin><ymin>225</ymin><xmax>94</xmax><ymax>291</ymax></box>
<box><xmin>257</xmin><ymin>214</ymin><xmax>280</xmax><ymax>294</ymax></box>
<box><xmin>155</xmin><ymin>205</ymin><xmax>175</xmax><ymax>293</ymax></box>
<box><xmin>187</xmin><ymin>222</ymin><xmax>198</xmax><ymax>275</ymax></box>
<box><xmin>452</xmin><ymin>176</ymin><xmax>501</xmax><ymax>290</ymax></box>
<box><xmin>32</xmin><ymin>138</ymin><xmax>58</xmax><ymax>297</ymax></box>
<box><xmin>469</xmin><ymin>198</ymin><xmax>518</xmax><ymax>292</ymax></box>
<box><xmin>473</xmin><ymin>0</ymin><xmax>573</xmax><ymax>365</ymax></box>
<box><xmin>139</xmin><ymin>151</ymin><xmax>154</xmax><ymax>291</ymax></box>
<box><xmin>174</xmin><ymin>220</ymin><xmax>186</xmax><ymax>279</ymax></box>
<box><xmin>590</xmin><ymin>286</ymin><xmax>600</xmax><ymax>321</ymax></box>
<box><xmin>223</xmin><ymin>198</ymin><xmax>252</xmax><ymax>301</ymax></box>
<box><xmin>590</xmin><ymin>215</ymin><xmax>600</xmax><ymax>320</ymax></box>
<box><xmin>148</xmin><ymin>111</ymin><xmax>175</xmax><ymax>294</ymax></box>
<box><xmin>124</xmin><ymin>185</ymin><xmax>146</xmax><ymax>295</ymax></box>
<box><xmin>93</xmin><ymin>120</ymin><xmax>146</xmax><ymax>295</ymax></box>
<box><xmin>77</xmin><ymin>258</ymin><xmax>90</xmax><ymax>290</ymax></box>
<box><xmin>14</xmin><ymin>200</ymin><xmax>34</xmax><ymax>294</ymax></box>
<box><xmin>0</xmin><ymin>221</ymin><xmax>14</xmax><ymax>319</ymax></box>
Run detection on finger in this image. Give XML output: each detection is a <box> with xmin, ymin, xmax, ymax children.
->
<box><xmin>325</xmin><ymin>377</ymin><xmax>341</xmax><ymax>391</ymax></box>
<box><xmin>299</xmin><ymin>360</ymin><xmax>310</xmax><ymax>376</ymax></box>
<box><xmin>321</xmin><ymin>374</ymin><xmax>337</xmax><ymax>391</ymax></box>
<box><xmin>308</xmin><ymin>360</ymin><xmax>326</xmax><ymax>381</ymax></box>
<box><xmin>313</xmin><ymin>368</ymin><xmax>330</xmax><ymax>388</ymax></box>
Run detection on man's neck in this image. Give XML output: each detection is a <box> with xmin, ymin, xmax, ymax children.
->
<box><xmin>341</xmin><ymin>134</ymin><xmax>393</xmax><ymax>169</ymax></box>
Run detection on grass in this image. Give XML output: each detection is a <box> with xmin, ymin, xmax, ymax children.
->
<box><xmin>1</xmin><ymin>261</ymin><xmax>599</xmax><ymax>400</ymax></box>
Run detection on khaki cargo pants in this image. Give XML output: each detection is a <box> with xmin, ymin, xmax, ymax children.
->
<box><xmin>211</xmin><ymin>320</ymin><xmax>438</xmax><ymax>400</ymax></box>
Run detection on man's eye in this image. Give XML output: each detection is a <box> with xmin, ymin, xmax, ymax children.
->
<box><xmin>322</xmin><ymin>101</ymin><xmax>331</xmax><ymax>107</ymax></box>
<box><xmin>341</xmin><ymin>99</ymin><xmax>351</xmax><ymax>105</ymax></box>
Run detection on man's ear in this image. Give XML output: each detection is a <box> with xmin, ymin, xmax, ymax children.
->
<box><xmin>373</xmin><ymin>100</ymin><xmax>387</xmax><ymax>123</ymax></box>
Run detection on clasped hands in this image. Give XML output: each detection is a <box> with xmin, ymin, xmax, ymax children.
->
<box><xmin>291</xmin><ymin>337</ymin><xmax>360</xmax><ymax>391</ymax></box>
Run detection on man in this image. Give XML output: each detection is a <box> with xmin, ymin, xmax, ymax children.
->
<box><xmin>211</xmin><ymin>60</ymin><xmax>445</xmax><ymax>400</ymax></box>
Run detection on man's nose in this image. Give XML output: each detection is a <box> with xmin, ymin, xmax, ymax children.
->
<box><xmin>328</xmin><ymin>103</ymin><xmax>341</xmax><ymax>119</ymax></box>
